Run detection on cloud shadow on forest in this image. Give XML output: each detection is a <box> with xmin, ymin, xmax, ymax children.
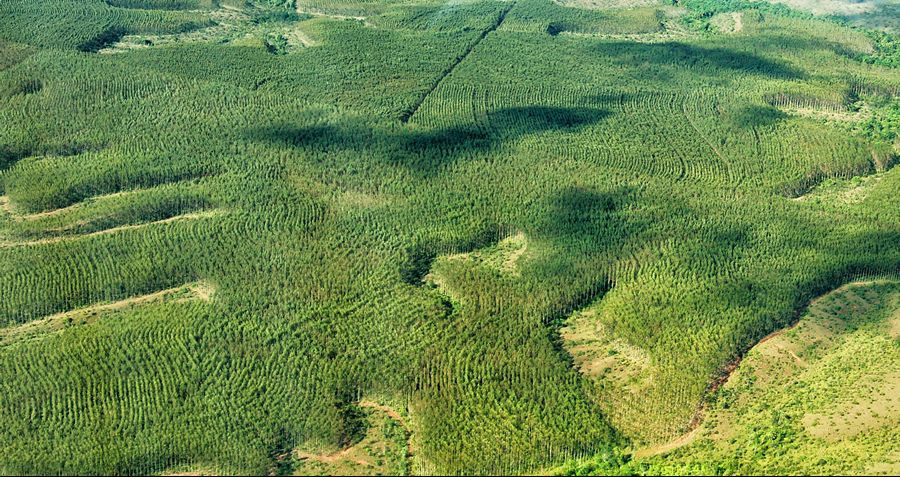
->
<box><xmin>248</xmin><ymin>107</ymin><xmax>612</xmax><ymax>284</ymax></box>
<box><xmin>592</xmin><ymin>41</ymin><xmax>805</xmax><ymax>80</ymax></box>
<box><xmin>247</xmin><ymin>106</ymin><xmax>611</xmax><ymax>177</ymax></box>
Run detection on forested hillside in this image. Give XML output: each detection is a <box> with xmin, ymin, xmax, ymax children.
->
<box><xmin>0</xmin><ymin>0</ymin><xmax>897</xmax><ymax>475</ymax></box>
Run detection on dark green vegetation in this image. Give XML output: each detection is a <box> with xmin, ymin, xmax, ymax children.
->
<box><xmin>0</xmin><ymin>0</ymin><xmax>898</xmax><ymax>475</ymax></box>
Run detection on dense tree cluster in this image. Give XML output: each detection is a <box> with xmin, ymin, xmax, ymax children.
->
<box><xmin>0</xmin><ymin>0</ymin><xmax>897</xmax><ymax>474</ymax></box>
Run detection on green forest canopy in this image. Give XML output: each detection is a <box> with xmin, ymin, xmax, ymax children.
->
<box><xmin>0</xmin><ymin>0</ymin><xmax>898</xmax><ymax>474</ymax></box>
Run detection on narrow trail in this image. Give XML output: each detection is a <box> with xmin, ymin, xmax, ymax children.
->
<box><xmin>400</xmin><ymin>2</ymin><xmax>515</xmax><ymax>123</ymax></box>
<box><xmin>632</xmin><ymin>427</ymin><xmax>699</xmax><ymax>459</ymax></box>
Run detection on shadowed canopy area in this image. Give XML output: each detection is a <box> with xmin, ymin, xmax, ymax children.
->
<box><xmin>0</xmin><ymin>0</ymin><xmax>898</xmax><ymax>475</ymax></box>
<box><xmin>248</xmin><ymin>106</ymin><xmax>611</xmax><ymax>175</ymax></box>
<box><xmin>575</xmin><ymin>40</ymin><xmax>808</xmax><ymax>80</ymax></box>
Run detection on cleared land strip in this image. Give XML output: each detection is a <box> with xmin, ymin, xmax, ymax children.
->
<box><xmin>11</xmin><ymin>189</ymin><xmax>141</xmax><ymax>221</ymax></box>
<box><xmin>0</xmin><ymin>281</ymin><xmax>215</xmax><ymax>346</ymax></box>
<box><xmin>0</xmin><ymin>209</ymin><xmax>224</xmax><ymax>248</ymax></box>
<box><xmin>295</xmin><ymin>6</ymin><xmax>371</xmax><ymax>26</ymax></box>
<box><xmin>400</xmin><ymin>2</ymin><xmax>516</xmax><ymax>123</ymax></box>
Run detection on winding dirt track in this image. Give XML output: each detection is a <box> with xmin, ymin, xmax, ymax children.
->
<box><xmin>632</xmin><ymin>280</ymin><xmax>885</xmax><ymax>458</ymax></box>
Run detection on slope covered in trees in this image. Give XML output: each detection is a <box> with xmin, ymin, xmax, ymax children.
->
<box><xmin>0</xmin><ymin>0</ymin><xmax>898</xmax><ymax>475</ymax></box>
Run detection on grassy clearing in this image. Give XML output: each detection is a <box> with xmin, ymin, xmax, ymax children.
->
<box><xmin>760</xmin><ymin>0</ymin><xmax>900</xmax><ymax>31</ymax></box>
<box><xmin>560</xmin><ymin>305</ymin><xmax>656</xmax><ymax>442</ymax></box>
<box><xmin>101</xmin><ymin>3</ymin><xmax>319</xmax><ymax>54</ymax></box>
<box><xmin>624</xmin><ymin>280</ymin><xmax>900</xmax><ymax>474</ymax></box>
<box><xmin>709</xmin><ymin>12</ymin><xmax>743</xmax><ymax>34</ymax></box>
<box><xmin>434</xmin><ymin>231</ymin><xmax>529</xmax><ymax>277</ymax></box>
<box><xmin>767</xmin><ymin>0</ymin><xmax>883</xmax><ymax>17</ymax></box>
<box><xmin>794</xmin><ymin>173</ymin><xmax>885</xmax><ymax>205</ymax></box>
<box><xmin>291</xmin><ymin>401</ymin><xmax>410</xmax><ymax>476</ymax></box>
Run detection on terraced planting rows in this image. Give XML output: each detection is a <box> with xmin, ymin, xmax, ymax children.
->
<box><xmin>0</xmin><ymin>0</ymin><xmax>898</xmax><ymax>475</ymax></box>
